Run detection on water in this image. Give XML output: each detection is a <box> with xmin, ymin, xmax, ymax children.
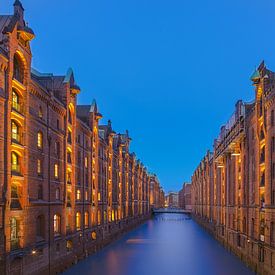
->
<box><xmin>64</xmin><ymin>213</ymin><xmax>254</xmax><ymax>275</ymax></box>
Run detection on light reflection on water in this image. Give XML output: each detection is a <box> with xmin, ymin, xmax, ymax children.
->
<box><xmin>64</xmin><ymin>213</ymin><xmax>254</xmax><ymax>275</ymax></box>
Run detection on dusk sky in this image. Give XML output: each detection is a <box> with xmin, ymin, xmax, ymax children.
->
<box><xmin>3</xmin><ymin>0</ymin><xmax>275</xmax><ymax>192</ymax></box>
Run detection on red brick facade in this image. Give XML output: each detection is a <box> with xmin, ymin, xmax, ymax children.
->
<box><xmin>191</xmin><ymin>62</ymin><xmax>275</xmax><ymax>274</ymax></box>
<box><xmin>0</xmin><ymin>2</ymin><xmax>159</xmax><ymax>274</ymax></box>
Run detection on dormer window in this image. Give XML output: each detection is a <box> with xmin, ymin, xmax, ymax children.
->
<box><xmin>13</xmin><ymin>53</ymin><xmax>24</xmax><ymax>84</ymax></box>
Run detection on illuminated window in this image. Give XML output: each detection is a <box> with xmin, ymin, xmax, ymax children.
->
<box><xmin>76</xmin><ymin>189</ymin><xmax>81</xmax><ymax>200</ymax></box>
<box><xmin>97</xmin><ymin>210</ymin><xmax>101</xmax><ymax>225</ymax></box>
<box><xmin>84</xmin><ymin>211</ymin><xmax>89</xmax><ymax>228</ymax></box>
<box><xmin>53</xmin><ymin>214</ymin><xmax>61</xmax><ymax>235</ymax></box>
<box><xmin>85</xmin><ymin>190</ymin><xmax>88</xmax><ymax>201</ymax></box>
<box><xmin>38</xmin><ymin>106</ymin><xmax>43</xmax><ymax>119</ymax></box>
<box><xmin>37</xmin><ymin>131</ymin><xmax>43</xmax><ymax>149</ymax></box>
<box><xmin>85</xmin><ymin>157</ymin><xmax>88</xmax><ymax>168</ymax></box>
<box><xmin>11</xmin><ymin>152</ymin><xmax>20</xmax><ymax>173</ymax></box>
<box><xmin>91</xmin><ymin>231</ymin><xmax>96</xmax><ymax>240</ymax></box>
<box><xmin>98</xmin><ymin>192</ymin><xmax>101</xmax><ymax>201</ymax></box>
<box><xmin>12</xmin><ymin>90</ymin><xmax>21</xmax><ymax>113</ymax></box>
<box><xmin>37</xmin><ymin>159</ymin><xmax>42</xmax><ymax>175</ymax></box>
<box><xmin>54</xmin><ymin>164</ymin><xmax>59</xmax><ymax>179</ymax></box>
<box><xmin>76</xmin><ymin>212</ymin><xmax>81</xmax><ymax>231</ymax></box>
<box><xmin>66</xmin><ymin>240</ymin><xmax>73</xmax><ymax>252</ymax></box>
<box><xmin>11</xmin><ymin>120</ymin><xmax>20</xmax><ymax>143</ymax></box>
<box><xmin>112</xmin><ymin>210</ymin><xmax>115</xmax><ymax>222</ymax></box>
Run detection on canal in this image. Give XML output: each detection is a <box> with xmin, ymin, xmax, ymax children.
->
<box><xmin>64</xmin><ymin>213</ymin><xmax>254</xmax><ymax>275</ymax></box>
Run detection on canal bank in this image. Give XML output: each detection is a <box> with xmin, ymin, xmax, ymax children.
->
<box><xmin>192</xmin><ymin>214</ymin><xmax>271</xmax><ymax>275</ymax></box>
<box><xmin>63</xmin><ymin>213</ymin><xmax>253</xmax><ymax>275</ymax></box>
<box><xmin>51</xmin><ymin>214</ymin><xmax>151</xmax><ymax>274</ymax></box>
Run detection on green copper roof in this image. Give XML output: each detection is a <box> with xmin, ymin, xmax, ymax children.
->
<box><xmin>250</xmin><ymin>69</ymin><xmax>260</xmax><ymax>81</ymax></box>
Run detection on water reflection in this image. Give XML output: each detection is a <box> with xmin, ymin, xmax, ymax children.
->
<box><xmin>64</xmin><ymin>213</ymin><xmax>254</xmax><ymax>275</ymax></box>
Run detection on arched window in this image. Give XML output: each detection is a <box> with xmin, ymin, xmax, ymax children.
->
<box><xmin>84</xmin><ymin>211</ymin><xmax>89</xmax><ymax>228</ymax></box>
<box><xmin>55</xmin><ymin>188</ymin><xmax>60</xmax><ymax>200</ymax></box>
<box><xmin>53</xmin><ymin>214</ymin><xmax>61</xmax><ymax>236</ymax></box>
<box><xmin>36</xmin><ymin>215</ymin><xmax>45</xmax><ymax>239</ymax></box>
<box><xmin>37</xmin><ymin>131</ymin><xmax>43</xmax><ymax>149</ymax></box>
<box><xmin>11</xmin><ymin>152</ymin><xmax>20</xmax><ymax>173</ymax></box>
<box><xmin>11</xmin><ymin>120</ymin><xmax>20</xmax><ymax>143</ymax></box>
<box><xmin>12</xmin><ymin>89</ymin><xmax>22</xmax><ymax>113</ymax></box>
<box><xmin>76</xmin><ymin>212</ymin><xmax>81</xmax><ymax>231</ymax></box>
<box><xmin>13</xmin><ymin>53</ymin><xmax>24</xmax><ymax>83</ymax></box>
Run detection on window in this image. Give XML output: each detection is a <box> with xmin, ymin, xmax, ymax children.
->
<box><xmin>55</xmin><ymin>141</ymin><xmax>60</xmax><ymax>157</ymax></box>
<box><xmin>84</xmin><ymin>211</ymin><xmax>89</xmax><ymax>228</ymax></box>
<box><xmin>11</xmin><ymin>120</ymin><xmax>20</xmax><ymax>143</ymax></box>
<box><xmin>85</xmin><ymin>190</ymin><xmax>88</xmax><ymax>201</ymax></box>
<box><xmin>37</xmin><ymin>159</ymin><xmax>42</xmax><ymax>175</ymax></box>
<box><xmin>55</xmin><ymin>188</ymin><xmax>60</xmax><ymax>200</ymax></box>
<box><xmin>91</xmin><ymin>231</ymin><xmax>96</xmax><ymax>240</ymax></box>
<box><xmin>54</xmin><ymin>164</ymin><xmax>59</xmax><ymax>179</ymax></box>
<box><xmin>97</xmin><ymin>210</ymin><xmax>101</xmax><ymax>225</ymax></box>
<box><xmin>12</xmin><ymin>89</ymin><xmax>21</xmax><ymax>113</ymax></box>
<box><xmin>10</xmin><ymin>217</ymin><xmax>19</xmax><ymax>250</ymax></box>
<box><xmin>11</xmin><ymin>152</ymin><xmax>20</xmax><ymax>173</ymax></box>
<box><xmin>36</xmin><ymin>215</ymin><xmax>45</xmax><ymax>239</ymax></box>
<box><xmin>67</xmin><ymin>129</ymin><xmax>72</xmax><ymax>144</ymax></box>
<box><xmin>76</xmin><ymin>189</ymin><xmax>81</xmax><ymax>200</ymax></box>
<box><xmin>76</xmin><ymin>212</ymin><xmax>81</xmax><ymax>231</ymax></box>
<box><xmin>271</xmin><ymin>222</ymin><xmax>274</xmax><ymax>244</ymax></box>
<box><xmin>10</xmin><ymin>184</ymin><xmax>21</xmax><ymax>209</ymax></box>
<box><xmin>85</xmin><ymin>157</ymin><xmax>88</xmax><ymax>168</ymax></box>
<box><xmin>56</xmin><ymin>119</ymin><xmax>59</xmax><ymax>130</ymax></box>
<box><xmin>38</xmin><ymin>185</ymin><xmax>43</xmax><ymax>200</ymax></box>
<box><xmin>38</xmin><ymin>106</ymin><xmax>43</xmax><ymax>119</ymax></box>
<box><xmin>68</xmin><ymin>109</ymin><xmax>72</xmax><ymax>124</ymax></box>
<box><xmin>67</xmin><ymin>150</ymin><xmax>72</xmax><ymax>164</ymax></box>
<box><xmin>53</xmin><ymin>214</ymin><xmax>61</xmax><ymax>236</ymax></box>
<box><xmin>66</xmin><ymin>240</ymin><xmax>73</xmax><ymax>252</ymax></box>
<box><xmin>37</xmin><ymin>131</ymin><xmax>43</xmax><ymax>149</ymax></box>
<box><xmin>271</xmin><ymin>110</ymin><xmax>274</xmax><ymax>126</ymax></box>
<box><xmin>13</xmin><ymin>53</ymin><xmax>24</xmax><ymax>83</ymax></box>
<box><xmin>67</xmin><ymin>171</ymin><xmax>72</xmax><ymax>184</ymax></box>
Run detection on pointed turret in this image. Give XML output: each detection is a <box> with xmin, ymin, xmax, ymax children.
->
<box><xmin>14</xmin><ymin>0</ymin><xmax>24</xmax><ymax>19</ymax></box>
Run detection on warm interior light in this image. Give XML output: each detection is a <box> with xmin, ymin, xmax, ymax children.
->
<box><xmin>231</xmin><ymin>152</ymin><xmax>240</xmax><ymax>156</ymax></box>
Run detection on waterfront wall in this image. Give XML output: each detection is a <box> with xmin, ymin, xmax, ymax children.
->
<box><xmin>191</xmin><ymin>62</ymin><xmax>275</xmax><ymax>275</ymax></box>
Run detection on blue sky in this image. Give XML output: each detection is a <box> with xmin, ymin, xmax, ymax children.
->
<box><xmin>3</xmin><ymin>0</ymin><xmax>275</xmax><ymax>192</ymax></box>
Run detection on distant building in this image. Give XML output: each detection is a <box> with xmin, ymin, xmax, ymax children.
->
<box><xmin>178</xmin><ymin>183</ymin><xmax>191</xmax><ymax>210</ymax></box>
<box><xmin>165</xmin><ymin>192</ymin><xmax>179</xmax><ymax>208</ymax></box>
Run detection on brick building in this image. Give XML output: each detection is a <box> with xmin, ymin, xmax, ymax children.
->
<box><xmin>149</xmin><ymin>174</ymin><xmax>165</xmax><ymax>209</ymax></box>
<box><xmin>191</xmin><ymin>62</ymin><xmax>275</xmax><ymax>274</ymax></box>
<box><xmin>0</xmin><ymin>2</ymin><xmax>160</xmax><ymax>274</ymax></box>
<box><xmin>178</xmin><ymin>183</ymin><xmax>191</xmax><ymax>210</ymax></box>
